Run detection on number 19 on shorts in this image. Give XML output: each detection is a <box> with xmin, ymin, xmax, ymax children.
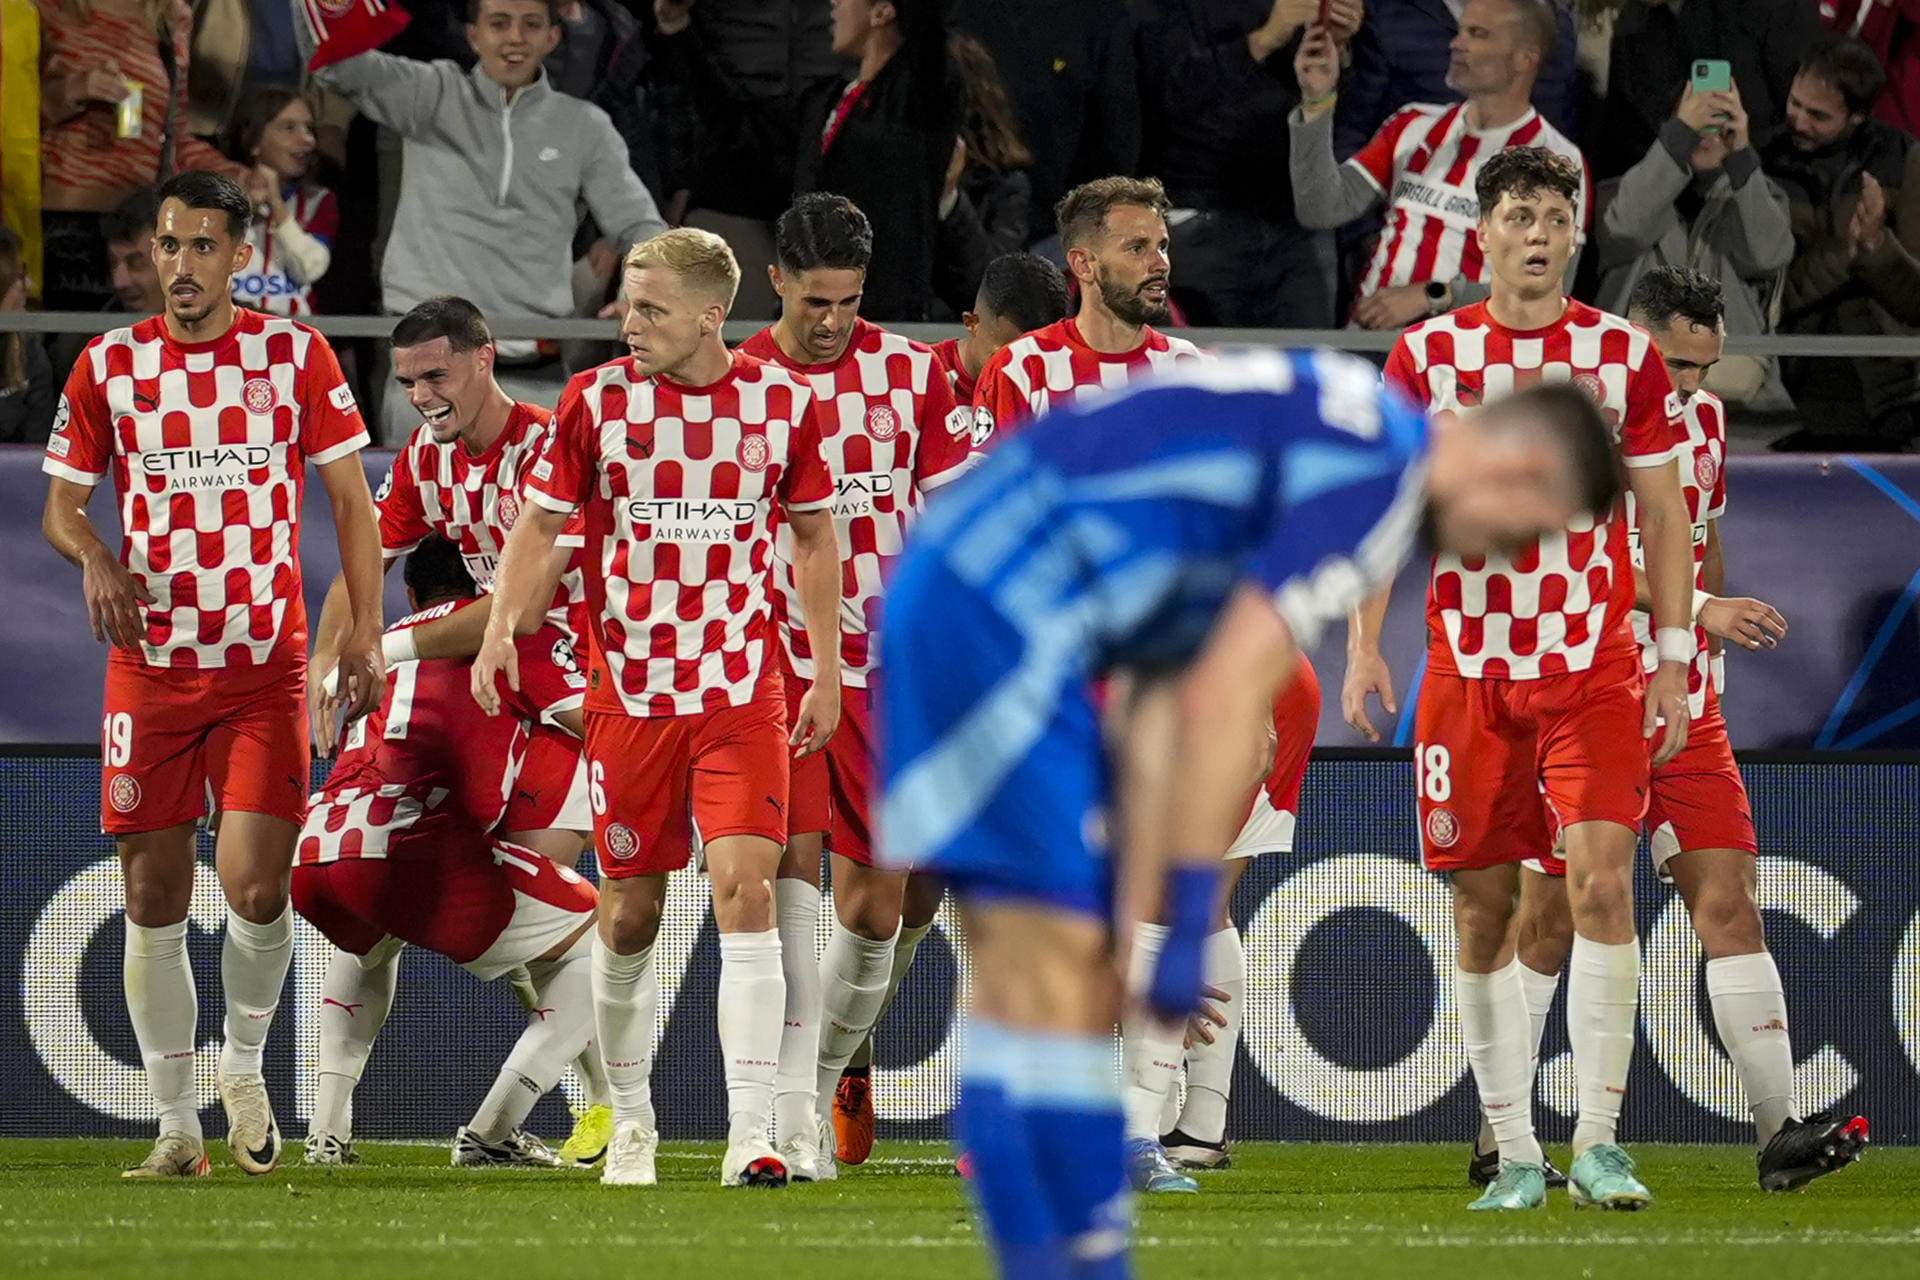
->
<box><xmin>102</xmin><ymin>713</ymin><xmax>133</xmax><ymax>768</ymax></box>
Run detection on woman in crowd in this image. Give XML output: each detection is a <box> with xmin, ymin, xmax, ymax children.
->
<box><xmin>223</xmin><ymin>86</ymin><xmax>339</xmax><ymax>316</ymax></box>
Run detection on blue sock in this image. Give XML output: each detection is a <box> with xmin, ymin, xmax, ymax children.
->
<box><xmin>959</xmin><ymin>1022</ymin><xmax>1070</xmax><ymax>1280</ymax></box>
<box><xmin>1010</xmin><ymin>1032</ymin><xmax>1130</xmax><ymax>1280</ymax></box>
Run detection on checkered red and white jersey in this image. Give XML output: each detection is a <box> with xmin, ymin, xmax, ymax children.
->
<box><xmin>972</xmin><ymin>318</ymin><xmax>1203</xmax><ymax>437</ymax></box>
<box><xmin>738</xmin><ymin>320</ymin><xmax>979</xmax><ymax>685</ymax></box>
<box><xmin>1384</xmin><ymin>299</ymin><xmax>1684</xmax><ymax>680</ymax></box>
<box><xmin>527</xmin><ymin>352</ymin><xmax>835</xmax><ymax>717</ymax></box>
<box><xmin>1629</xmin><ymin>389</ymin><xmax>1727</xmax><ymax>716</ymax></box>
<box><xmin>376</xmin><ymin>401</ymin><xmax>588</xmax><ymax>641</ymax></box>
<box><xmin>295</xmin><ymin>600</ymin><xmax>585</xmax><ymax>864</ymax></box>
<box><xmin>1349</xmin><ymin>103</ymin><xmax>1590</xmax><ymax>300</ymax></box>
<box><xmin>42</xmin><ymin>310</ymin><xmax>369</xmax><ymax>669</ymax></box>
<box><xmin>931</xmin><ymin>336</ymin><xmax>979</xmax><ymax>404</ymax></box>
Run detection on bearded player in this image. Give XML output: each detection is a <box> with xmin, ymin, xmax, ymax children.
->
<box><xmin>1347</xmin><ymin>146</ymin><xmax>1697</xmax><ymax>1213</ymax></box>
<box><xmin>882</xmin><ymin>355</ymin><xmax>1627</xmax><ymax>1279</ymax></box>
<box><xmin>297</xmin><ymin>536</ymin><xmax>598</xmax><ymax>1169</ymax></box>
<box><xmin>41</xmin><ymin>171</ymin><xmax>384</xmax><ymax>1179</ymax></box>
<box><xmin>1481</xmin><ymin>267</ymin><xmax>1870</xmax><ymax>1194</ymax></box>
<box><xmin>309</xmin><ymin>296</ymin><xmax>613</xmax><ymax>1164</ymax></box>
<box><xmin>736</xmin><ymin>194</ymin><xmax>982</xmax><ymax>1181</ymax></box>
<box><xmin>474</xmin><ymin>229</ymin><xmax>844</xmax><ymax>1190</ymax></box>
<box><xmin>968</xmin><ymin>175</ymin><xmax>1322</xmax><ymax>1193</ymax></box>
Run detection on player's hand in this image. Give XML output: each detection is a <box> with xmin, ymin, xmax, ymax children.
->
<box><xmin>1293</xmin><ymin>24</ymin><xmax>1340</xmax><ymax>104</ymax></box>
<box><xmin>471</xmin><ymin>630</ymin><xmax>519</xmax><ymax>716</ymax></box>
<box><xmin>1342</xmin><ymin>648</ymin><xmax>1397</xmax><ymax>743</ymax></box>
<box><xmin>791</xmin><ymin>678</ymin><xmax>841</xmax><ymax>759</ymax></box>
<box><xmin>81</xmin><ymin>546</ymin><xmax>152</xmax><ymax>650</ymax></box>
<box><xmin>335</xmin><ymin>632</ymin><xmax>385</xmax><ymax>726</ymax></box>
<box><xmin>1645</xmin><ymin>662</ymin><xmax>1691</xmax><ymax>766</ymax></box>
<box><xmin>308</xmin><ymin>663</ymin><xmax>341</xmax><ymax>758</ymax></box>
<box><xmin>1254</xmin><ymin>722</ymin><xmax>1279</xmax><ymax>788</ymax></box>
<box><xmin>1699</xmin><ymin>595</ymin><xmax>1786</xmax><ymax>651</ymax></box>
<box><xmin>1183</xmin><ymin>983</ymin><xmax>1232</xmax><ymax>1050</ymax></box>
<box><xmin>1353</xmin><ymin>283</ymin><xmax>1433</xmax><ymax>330</ymax></box>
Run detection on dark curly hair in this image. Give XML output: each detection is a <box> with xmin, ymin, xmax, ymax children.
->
<box><xmin>1474</xmin><ymin>146</ymin><xmax>1582</xmax><ymax>215</ymax></box>
<box><xmin>1627</xmin><ymin>266</ymin><xmax>1724</xmax><ymax>332</ymax></box>
<box><xmin>775</xmin><ymin>193</ymin><xmax>874</xmax><ymax>273</ymax></box>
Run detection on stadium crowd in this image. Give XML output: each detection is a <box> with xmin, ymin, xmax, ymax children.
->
<box><xmin>2</xmin><ymin>0</ymin><xmax>1919</xmax><ymax>449</ymax></box>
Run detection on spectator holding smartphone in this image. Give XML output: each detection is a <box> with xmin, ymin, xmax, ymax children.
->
<box><xmin>223</xmin><ymin>87</ymin><xmax>339</xmax><ymax>317</ymax></box>
<box><xmin>1595</xmin><ymin>78</ymin><xmax>1795</xmax><ymax>409</ymax></box>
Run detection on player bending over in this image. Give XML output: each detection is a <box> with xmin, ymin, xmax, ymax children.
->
<box><xmin>41</xmin><ymin>170</ymin><xmax>384</xmax><ymax>1179</ymax></box>
<box><xmin>474</xmin><ymin>228</ymin><xmax>845</xmax><ymax>1190</ymax></box>
<box><xmin>295</xmin><ymin>536</ymin><xmax>597</xmax><ymax>1167</ymax></box>
<box><xmin>1347</xmin><ymin>146</ymin><xmax>1699</xmax><ymax>1213</ymax></box>
<box><xmin>738</xmin><ymin>194</ymin><xmax>983</xmax><ymax>1181</ymax></box>
<box><xmin>310</xmin><ymin>296</ymin><xmax>613</xmax><ymax>1165</ymax></box>
<box><xmin>880</xmin><ymin>351</ymin><xmax>1623</xmax><ymax>1278</ymax></box>
<box><xmin>1470</xmin><ymin>267</ymin><xmax>1869</xmax><ymax>1193</ymax></box>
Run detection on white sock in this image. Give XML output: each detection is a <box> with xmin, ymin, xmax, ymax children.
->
<box><xmin>1706</xmin><ymin>952</ymin><xmax>1798</xmax><ymax>1144</ymax></box>
<box><xmin>312</xmin><ymin>942</ymin><xmax>400</xmax><ymax>1139</ymax></box>
<box><xmin>848</xmin><ymin>918</ymin><xmax>933</xmax><ymax>1072</ymax></box>
<box><xmin>1458</xmin><ymin>960</ymin><xmax>1546</xmax><ymax>1167</ymax></box>
<box><xmin>813</xmin><ymin>918</ymin><xmax>898</xmax><ymax>1116</ymax></box>
<box><xmin>471</xmin><ymin>953</ymin><xmax>596</xmax><ymax>1142</ymax></box>
<box><xmin>718</xmin><ymin>929</ymin><xmax>786</xmax><ymax>1142</ymax></box>
<box><xmin>124</xmin><ymin>919</ymin><xmax>201</xmax><ymax>1141</ymax></box>
<box><xmin>219</xmin><ymin>903</ymin><xmax>293</xmax><ymax>1076</ymax></box>
<box><xmin>1176</xmin><ymin>926</ymin><xmax>1244</xmax><ymax>1145</ymax></box>
<box><xmin>1121</xmin><ymin>923</ymin><xmax>1183</xmax><ymax>1142</ymax></box>
<box><xmin>1568</xmin><ymin>935</ymin><xmax>1640</xmax><ymax>1156</ymax></box>
<box><xmin>1518</xmin><ymin>962</ymin><xmax>1560</xmax><ymax>1086</ymax></box>
<box><xmin>592</xmin><ymin>938</ymin><xmax>659</xmax><ymax>1131</ymax></box>
<box><xmin>772</xmin><ymin>879</ymin><xmax>822</xmax><ymax>1143</ymax></box>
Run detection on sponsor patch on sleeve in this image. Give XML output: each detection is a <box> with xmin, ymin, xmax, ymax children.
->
<box><xmin>48</xmin><ymin>433</ymin><xmax>71</xmax><ymax>459</ymax></box>
<box><xmin>330</xmin><ymin>383</ymin><xmax>358</xmax><ymax>413</ymax></box>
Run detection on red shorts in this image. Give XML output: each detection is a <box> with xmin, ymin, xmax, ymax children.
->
<box><xmin>500</xmin><ymin>724</ymin><xmax>590</xmax><ymax>834</ymax></box>
<box><xmin>99</xmin><ymin>652</ymin><xmax>309</xmax><ymax>835</ymax></box>
<box><xmin>291</xmin><ymin>835</ymin><xmax>598</xmax><ymax>979</ymax></box>
<box><xmin>585</xmin><ymin>673</ymin><xmax>790</xmax><ymax>878</ymax></box>
<box><xmin>1646</xmin><ymin>692</ymin><xmax>1756</xmax><ymax>871</ymax></box>
<box><xmin>1226</xmin><ymin>655</ymin><xmax>1321</xmax><ymax>859</ymax></box>
<box><xmin>1415</xmin><ymin>649</ymin><xmax>1650</xmax><ymax>873</ymax></box>
<box><xmin>783</xmin><ymin>662</ymin><xmax>876</xmax><ymax>866</ymax></box>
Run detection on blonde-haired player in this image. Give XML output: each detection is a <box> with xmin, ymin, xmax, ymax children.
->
<box><xmin>476</xmin><ymin>228</ymin><xmax>844</xmax><ymax>1188</ymax></box>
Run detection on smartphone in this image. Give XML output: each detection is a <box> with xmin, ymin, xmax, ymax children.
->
<box><xmin>1690</xmin><ymin>59</ymin><xmax>1732</xmax><ymax>133</ymax></box>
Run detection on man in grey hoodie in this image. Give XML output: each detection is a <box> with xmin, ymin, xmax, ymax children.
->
<box><xmin>1594</xmin><ymin>80</ymin><xmax>1795</xmax><ymax>411</ymax></box>
<box><xmin>296</xmin><ymin>0</ymin><xmax>665</xmax><ymax>428</ymax></box>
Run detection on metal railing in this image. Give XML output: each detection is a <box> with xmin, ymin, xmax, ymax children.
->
<box><xmin>5</xmin><ymin>311</ymin><xmax>1920</xmax><ymax>358</ymax></box>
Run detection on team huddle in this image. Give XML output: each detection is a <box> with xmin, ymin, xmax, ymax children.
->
<box><xmin>40</xmin><ymin>145</ymin><xmax>1868</xmax><ymax>1275</ymax></box>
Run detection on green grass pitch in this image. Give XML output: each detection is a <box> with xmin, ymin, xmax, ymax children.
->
<box><xmin>3</xmin><ymin>1140</ymin><xmax>1915</xmax><ymax>1279</ymax></box>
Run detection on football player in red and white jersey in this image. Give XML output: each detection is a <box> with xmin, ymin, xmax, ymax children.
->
<box><xmin>294</xmin><ymin>537</ymin><xmax>600</xmax><ymax>1170</ymax></box>
<box><xmin>1495</xmin><ymin>268</ymin><xmax>1869</xmax><ymax>1192</ymax></box>
<box><xmin>1291</xmin><ymin>0</ymin><xmax>1588</xmax><ymax>330</ymax></box>
<box><xmin>1347</xmin><ymin>147</ymin><xmax>1696</xmax><ymax>1211</ymax></box>
<box><xmin>475</xmin><ymin>229</ymin><xmax>843</xmax><ymax>1191</ymax></box>
<box><xmin>737</xmin><ymin>195</ymin><xmax>983</xmax><ymax>1181</ymax></box>
<box><xmin>308</xmin><ymin>296</ymin><xmax>614</xmax><ymax>1164</ymax></box>
<box><xmin>972</xmin><ymin>177</ymin><xmax>1200</xmax><ymax>441</ymax></box>
<box><xmin>931</xmin><ymin>251</ymin><xmax>1071</xmax><ymax>406</ymax></box>
<box><xmin>40</xmin><ymin>172</ymin><xmax>385</xmax><ymax>1180</ymax></box>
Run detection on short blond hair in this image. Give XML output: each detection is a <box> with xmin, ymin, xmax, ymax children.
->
<box><xmin>624</xmin><ymin>228</ymin><xmax>742</xmax><ymax>310</ymax></box>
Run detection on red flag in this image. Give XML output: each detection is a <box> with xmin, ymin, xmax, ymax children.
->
<box><xmin>302</xmin><ymin>0</ymin><xmax>412</xmax><ymax>72</ymax></box>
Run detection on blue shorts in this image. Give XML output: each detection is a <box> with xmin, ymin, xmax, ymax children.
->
<box><xmin>875</xmin><ymin>550</ymin><xmax>1112</xmax><ymax>917</ymax></box>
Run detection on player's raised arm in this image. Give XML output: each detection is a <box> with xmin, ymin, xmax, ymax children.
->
<box><xmin>42</xmin><ymin>475</ymin><xmax>153</xmax><ymax>651</ymax></box>
<box><xmin>472</xmin><ymin>503</ymin><xmax>568</xmax><ymax>715</ymax></box>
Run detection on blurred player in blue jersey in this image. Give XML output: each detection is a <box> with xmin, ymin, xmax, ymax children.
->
<box><xmin>876</xmin><ymin>351</ymin><xmax>1628</xmax><ymax>1280</ymax></box>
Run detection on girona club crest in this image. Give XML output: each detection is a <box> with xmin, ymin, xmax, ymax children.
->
<box><xmin>109</xmin><ymin>774</ymin><xmax>142</xmax><ymax>815</ymax></box>
<box><xmin>1570</xmin><ymin>372</ymin><xmax>1606</xmax><ymax>404</ymax></box>
<box><xmin>496</xmin><ymin>492</ymin><xmax>521</xmax><ymax>530</ymax></box>
<box><xmin>604</xmin><ymin>823</ymin><xmax>640</xmax><ymax>861</ymax></box>
<box><xmin>866</xmin><ymin>404</ymin><xmax>901</xmax><ymax>441</ymax></box>
<box><xmin>1694</xmin><ymin>451</ymin><xmax>1719</xmax><ymax>493</ymax></box>
<box><xmin>737</xmin><ymin>434</ymin><xmax>770</xmax><ymax>473</ymax></box>
<box><xmin>242</xmin><ymin>377</ymin><xmax>278</xmax><ymax>414</ymax></box>
<box><xmin>1425</xmin><ymin>807</ymin><xmax>1460</xmax><ymax>849</ymax></box>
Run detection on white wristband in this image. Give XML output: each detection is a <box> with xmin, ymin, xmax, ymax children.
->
<box><xmin>1655</xmin><ymin>626</ymin><xmax>1694</xmax><ymax>665</ymax></box>
<box><xmin>1691</xmin><ymin>590</ymin><xmax>1717</xmax><ymax>622</ymax></box>
<box><xmin>381</xmin><ymin>628</ymin><xmax>419</xmax><ymax>665</ymax></box>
